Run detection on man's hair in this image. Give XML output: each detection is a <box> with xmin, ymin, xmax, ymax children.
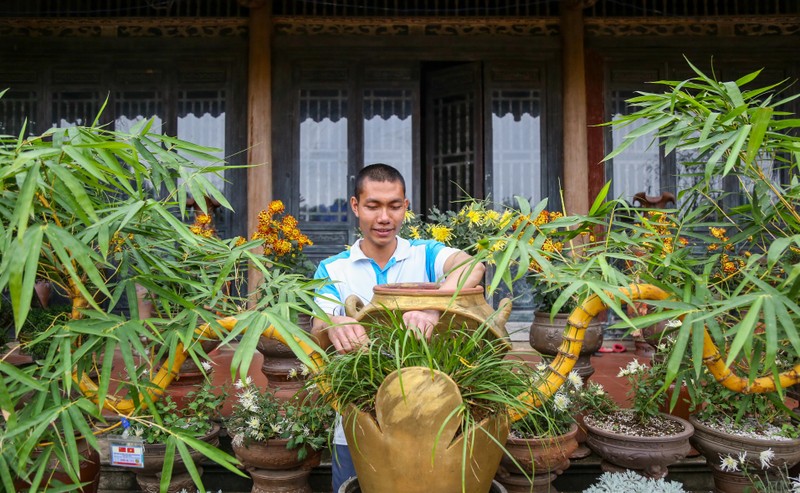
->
<box><xmin>353</xmin><ymin>163</ymin><xmax>406</xmax><ymax>200</ymax></box>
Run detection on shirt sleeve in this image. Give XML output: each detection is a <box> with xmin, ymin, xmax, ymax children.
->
<box><xmin>313</xmin><ymin>262</ymin><xmax>345</xmax><ymax>316</ymax></box>
<box><xmin>422</xmin><ymin>240</ymin><xmax>460</xmax><ymax>282</ymax></box>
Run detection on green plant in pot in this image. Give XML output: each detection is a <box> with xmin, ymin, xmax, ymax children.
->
<box><xmin>226</xmin><ymin>378</ymin><xmax>334</xmax><ymax>492</ymax></box>
<box><xmin>0</xmin><ymin>99</ymin><xmax>326</xmax><ymax>492</ymax></box>
<box><xmin>472</xmin><ymin>59</ymin><xmax>800</xmax><ymax>491</ymax></box>
<box><xmin>115</xmin><ymin>379</ymin><xmax>226</xmax><ymax>492</ymax></box>
<box><xmin>496</xmin><ymin>369</ymin><xmax>614</xmax><ymax>492</ymax></box>
<box><xmin>316</xmin><ymin>308</ymin><xmax>534</xmax><ymax>493</ymax></box>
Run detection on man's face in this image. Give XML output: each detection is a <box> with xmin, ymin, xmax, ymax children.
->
<box><xmin>351</xmin><ymin>178</ymin><xmax>408</xmax><ymax>251</ymax></box>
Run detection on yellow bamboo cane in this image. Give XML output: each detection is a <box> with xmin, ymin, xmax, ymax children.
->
<box><xmin>508</xmin><ymin>283</ymin><xmax>800</xmax><ymax>423</ymax></box>
<box><xmin>77</xmin><ymin>316</ymin><xmax>324</xmax><ymax>414</ymax></box>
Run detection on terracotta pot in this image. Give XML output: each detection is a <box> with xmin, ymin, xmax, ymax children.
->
<box><xmin>584</xmin><ymin>412</ymin><xmax>693</xmax><ymax>479</ymax></box>
<box><xmin>249</xmin><ymin>467</ymin><xmax>314</xmax><ymax>493</ymax></box>
<box><xmin>346</xmin><ymin>282</ymin><xmax>512</xmax><ymax>349</ymax></box>
<box><xmin>689</xmin><ymin>415</ymin><xmax>800</xmax><ymax>493</ymax></box>
<box><xmin>164</xmin><ymin>339</ymin><xmax>217</xmax><ymax>410</ymax></box>
<box><xmin>496</xmin><ymin>424</ymin><xmax>579</xmax><ymax>493</ymax></box>
<box><xmin>343</xmin><ymin>367</ymin><xmax>509</xmax><ymax>493</ymax></box>
<box><xmin>529</xmin><ymin>312</ymin><xmax>603</xmax><ymax>382</ymax></box>
<box><xmin>13</xmin><ymin>437</ymin><xmax>100</xmax><ymax>493</ymax></box>
<box><xmin>232</xmin><ymin>438</ymin><xmax>321</xmax><ymax>471</ymax></box>
<box><xmin>257</xmin><ymin>313</ymin><xmax>312</xmax><ymax>402</ymax></box>
<box><xmin>134</xmin><ymin>423</ymin><xmax>220</xmax><ymax>493</ymax></box>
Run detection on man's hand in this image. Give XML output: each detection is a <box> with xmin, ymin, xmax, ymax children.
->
<box><xmin>403</xmin><ymin>309</ymin><xmax>441</xmax><ymax>340</ymax></box>
<box><xmin>327</xmin><ymin>315</ymin><xmax>369</xmax><ymax>354</ymax></box>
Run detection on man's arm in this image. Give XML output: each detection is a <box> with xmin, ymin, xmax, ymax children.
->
<box><xmin>312</xmin><ymin>315</ymin><xmax>369</xmax><ymax>355</ymax></box>
<box><xmin>440</xmin><ymin>250</ymin><xmax>485</xmax><ymax>291</ymax></box>
<box><xmin>402</xmin><ymin>250</ymin><xmax>485</xmax><ymax>339</ymax></box>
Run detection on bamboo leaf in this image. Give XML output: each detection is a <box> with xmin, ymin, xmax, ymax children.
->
<box><xmin>744</xmin><ymin>107</ymin><xmax>773</xmax><ymax>165</ymax></box>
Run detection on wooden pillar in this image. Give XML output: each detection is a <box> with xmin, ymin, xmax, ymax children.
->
<box><xmin>561</xmin><ymin>0</ymin><xmax>589</xmax><ymax>215</ymax></box>
<box><xmin>246</xmin><ymin>2</ymin><xmax>272</xmax><ymax>289</ymax></box>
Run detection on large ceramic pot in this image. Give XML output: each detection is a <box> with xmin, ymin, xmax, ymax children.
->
<box><xmin>164</xmin><ymin>339</ymin><xmax>218</xmax><ymax>411</ymax></box>
<box><xmin>343</xmin><ymin>367</ymin><xmax>509</xmax><ymax>493</ymax></box>
<box><xmin>257</xmin><ymin>313</ymin><xmax>311</xmax><ymax>402</ymax></box>
<box><xmin>690</xmin><ymin>415</ymin><xmax>800</xmax><ymax>493</ymax></box>
<box><xmin>13</xmin><ymin>437</ymin><xmax>101</xmax><ymax>493</ymax></box>
<box><xmin>584</xmin><ymin>412</ymin><xmax>693</xmax><ymax>479</ymax></box>
<box><xmin>529</xmin><ymin>312</ymin><xmax>603</xmax><ymax>381</ymax></box>
<box><xmin>495</xmin><ymin>424</ymin><xmax>579</xmax><ymax>493</ymax></box>
<box><xmin>134</xmin><ymin>423</ymin><xmax>220</xmax><ymax>493</ymax></box>
<box><xmin>347</xmin><ymin>282</ymin><xmax>511</xmax><ymax>348</ymax></box>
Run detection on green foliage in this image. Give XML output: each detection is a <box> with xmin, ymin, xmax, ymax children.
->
<box><xmin>472</xmin><ymin>59</ymin><xmax>800</xmax><ymax>421</ymax></box>
<box><xmin>512</xmin><ymin>371</ymin><xmax>614</xmax><ymax>437</ymax></box>
<box><xmin>316</xmin><ymin>309</ymin><xmax>534</xmax><ymax>431</ymax></box>
<box><xmin>0</xmin><ymin>109</ymin><xmax>328</xmax><ymax>492</ymax></box>
<box><xmin>125</xmin><ymin>380</ymin><xmax>225</xmax><ymax>444</ymax></box>
<box><xmin>225</xmin><ymin>381</ymin><xmax>334</xmax><ymax>459</ymax></box>
<box><xmin>13</xmin><ymin>305</ymin><xmax>71</xmax><ymax>360</ymax></box>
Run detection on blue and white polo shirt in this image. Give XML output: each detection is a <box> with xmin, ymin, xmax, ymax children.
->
<box><xmin>313</xmin><ymin>236</ymin><xmax>460</xmax><ymax>315</ymax></box>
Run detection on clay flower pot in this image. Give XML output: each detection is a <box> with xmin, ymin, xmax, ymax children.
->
<box><xmin>584</xmin><ymin>412</ymin><xmax>693</xmax><ymax>479</ymax></box>
<box><xmin>496</xmin><ymin>424</ymin><xmax>579</xmax><ymax>493</ymax></box>
<box><xmin>134</xmin><ymin>423</ymin><xmax>220</xmax><ymax>493</ymax></box>
<box><xmin>529</xmin><ymin>311</ymin><xmax>603</xmax><ymax>381</ymax></box>
<box><xmin>689</xmin><ymin>415</ymin><xmax>800</xmax><ymax>493</ymax></box>
<box><xmin>232</xmin><ymin>438</ymin><xmax>322</xmax><ymax>493</ymax></box>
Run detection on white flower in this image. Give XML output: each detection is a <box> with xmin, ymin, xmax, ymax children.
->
<box><xmin>287</xmin><ymin>367</ymin><xmax>298</xmax><ymax>379</ymax></box>
<box><xmin>234</xmin><ymin>377</ymin><xmax>249</xmax><ymax>389</ymax></box>
<box><xmin>790</xmin><ymin>475</ymin><xmax>800</xmax><ymax>493</ymax></box>
<box><xmin>567</xmin><ymin>371</ymin><xmax>583</xmax><ymax>390</ymax></box>
<box><xmin>535</xmin><ymin>362</ymin><xmax>548</xmax><ymax>372</ymax></box>
<box><xmin>590</xmin><ymin>383</ymin><xmax>606</xmax><ymax>396</ymax></box>
<box><xmin>270</xmin><ymin>423</ymin><xmax>283</xmax><ymax>434</ymax></box>
<box><xmin>231</xmin><ymin>434</ymin><xmax>244</xmax><ymax>447</ymax></box>
<box><xmin>759</xmin><ymin>449</ymin><xmax>775</xmax><ymax>469</ymax></box>
<box><xmin>737</xmin><ymin>451</ymin><xmax>748</xmax><ymax>465</ymax></box>
<box><xmin>553</xmin><ymin>393</ymin><xmax>571</xmax><ymax>412</ymax></box>
<box><xmin>247</xmin><ymin>416</ymin><xmax>261</xmax><ymax>430</ymax></box>
<box><xmin>617</xmin><ymin>359</ymin><xmax>647</xmax><ymax>377</ymax></box>
<box><xmin>300</xmin><ymin>364</ymin><xmax>310</xmax><ymax>377</ymax></box>
<box><xmin>303</xmin><ymin>426</ymin><xmax>311</xmax><ymax>436</ymax></box>
<box><xmin>201</xmin><ymin>360</ymin><xmax>213</xmax><ymax>372</ymax></box>
<box><xmin>720</xmin><ymin>455</ymin><xmax>740</xmax><ymax>472</ymax></box>
<box><xmin>665</xmin><ymin>319</ymin><xmax>682</xmax><ymax>328</ymax></box>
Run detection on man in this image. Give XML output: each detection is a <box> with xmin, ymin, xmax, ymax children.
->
<box><xmin>311</xmin><ymin>163</ymin><xmax>485</xmax><ymax>492</ymax></box>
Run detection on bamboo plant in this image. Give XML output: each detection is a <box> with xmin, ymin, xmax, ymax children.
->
<box><xmin>476</xmin><ymin>59</ymin><xmax>800</xmax><ymax>411</ymax></box>
<box><xmin>0</xmin><ymin>96</ymin><xmax>325</xmax><ymax>492</ymax></box>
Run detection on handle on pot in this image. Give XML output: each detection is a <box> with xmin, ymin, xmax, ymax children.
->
<box><xmin>345</xmin><ymin>294</ymin><xmax>366</xmax><ymax>320</ymax></box>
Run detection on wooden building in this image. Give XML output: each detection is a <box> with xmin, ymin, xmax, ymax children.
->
<box><xmin>2</xmin><ymin>0</ymin><xmax>799</xmax><ymax>291</ymax></box>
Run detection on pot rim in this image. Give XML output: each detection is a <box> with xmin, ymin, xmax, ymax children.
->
<box><xmin>585</xmin><ymin>412</ymin><xmax>694</xmax><ymax>442</ymax></box>
<box><xmin>372</xmin><ymin>282</ymin><xmax>484</xmax><ymax>296</ymax></box>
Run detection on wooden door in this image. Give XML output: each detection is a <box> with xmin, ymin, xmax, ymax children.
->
<box><xmin>424</xmin><ymin>63</ymin><xmax>484</xmax><ymax>211</ymax></box>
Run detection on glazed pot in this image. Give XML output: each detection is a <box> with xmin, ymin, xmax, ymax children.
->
<box><xmin>529</xmin><ymin>312</ymin><xmax>603</xmax><ymax>381</ymax></box>
<box><xmin>496</xmin><ymin>424</ymin><xmax>579</xmax><ymax>493</ymax></box>
<box><xmin>257</xmin><ymin>313</ymin><xmax>312</xmax><ymax>402</ymax></box>
<box><xmin>232</xmin><ymin>437</ymin><xmax>321</xmax><ymax>471</ymax></box>
<box><xmin>134</xmin><ymin>423</ymin><xmax>220</xmax><ymax>493</ymax></box>
<box><xmin>343</xmin><ymin>367</ymin><xmax>509</xmax><ymax>493</ymax></box>
<box><xmin>690</xmin><ymin>415</ymin><xmax>800</xmax><ymax>493</ymax></box>
<box><xmin>584</xmin><ymin>412</ymin><xmax>693</xmax><ymax>479</ymax></box>
<box><xmin>12</xmin><ymin>437</ymin><xmax>100</xmax><ymax>493</ymax></box>
<box><xmin>345</xmin><ymin>282</ymin><xmax>512</xmax><ymax>349</ymax></box>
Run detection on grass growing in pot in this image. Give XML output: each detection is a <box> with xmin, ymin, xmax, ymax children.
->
<box><xmin>318</xmin><ymin>309</ymin><xmax>533</xmax><ymax>427</ymax></box>
<box><xmin>315</xmin><ymin>308</ymin><xmax>534</xmax><ymax>492</ymax></box>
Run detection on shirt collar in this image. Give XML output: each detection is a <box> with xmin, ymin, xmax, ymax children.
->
<box><xmin>350</xmin><ymin>236</ymin><xmax>411</xmax><ymax>263</ymax></box>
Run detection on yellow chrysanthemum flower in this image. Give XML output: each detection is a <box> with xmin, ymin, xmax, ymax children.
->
<box><xmin>466</xmin><ymin>209</ymin><xmax>483</xmax><ymax>225</ymax></box>
<box><xmin>404</xmin><ymin>210</ymin><xmax>415</xmax><ymax>222</ymax></box>
<box><xmin>428</xmin><ymin>224</ymin><xmax>454</xmax><ymax>244</ymax></box>
<box><xmin>499</xmin><ymin>210</ymin><xmax>514</xmax><ymax>229</ymax></box>
<box><xmin>409</xmin><ymin>225</ymin><xmax>421</xmax><ymax>240</ymax></box>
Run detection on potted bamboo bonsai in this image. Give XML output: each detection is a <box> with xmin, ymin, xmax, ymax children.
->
<box><xmin>473</xmin><ymin>58</ymin><xmax>800</xmax><ymax>490</ymax></box>
<box><xmin>0</xmin><ymin>97</ymin><xmax>325</xmax><ymax>492</ymax></box>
